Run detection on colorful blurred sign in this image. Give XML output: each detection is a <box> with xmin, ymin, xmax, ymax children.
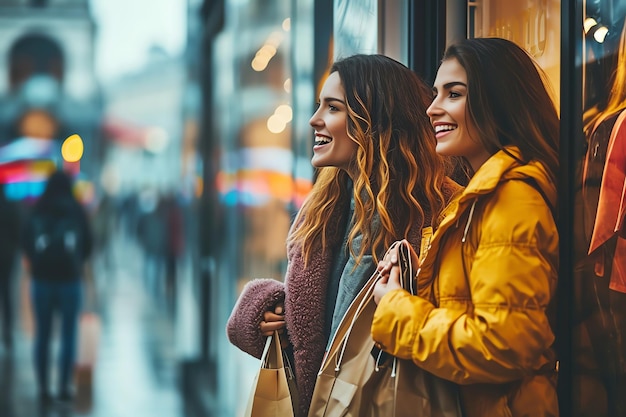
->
<box><xmin>0</xmin><ymin>136</ymin><xmax>58</xmax><ymax>164</ymax></box>
<box><xmin>0</xmin><ymin>137</ymin><xmax>59</xmax><ymax>200</ymax></box>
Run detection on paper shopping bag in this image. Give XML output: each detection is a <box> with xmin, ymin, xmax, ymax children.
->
<box><xmin>244</xmin><ymin>330</ymin><xmax>297</xmax><ymax>417</ymax></box>
<box><xmin>308</xmin><ymin>241</ymin><xmax>463</xmax><ymax>417</ymax></box>
<box><xmin>75</xmin><ymin>312</ymin><xmax>101</xmax><ymax>404</ymax></box>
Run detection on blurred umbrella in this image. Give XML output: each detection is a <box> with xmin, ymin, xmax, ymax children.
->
<box><xmin>0</xmin><ymin>137</ymin><xmax>59</xmax><ymax>185</ymax></box>
<box><xmin>0</xmin><ymin>160</ymin><xmax>56</xmax><ymax>184</ymax></box>
<box><xmin>0</xmin><ymin>137</ymin><xmax>58</xmax><ymax>164</ymax></box>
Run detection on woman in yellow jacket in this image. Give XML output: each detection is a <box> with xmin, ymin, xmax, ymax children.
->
<box><xmin>372</xmin><ymin>38</ymin><xmax>560</xmax><ymax>417</ymax></box>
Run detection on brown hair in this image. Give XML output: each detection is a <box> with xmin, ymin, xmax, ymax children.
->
<box><xmin>442</xmin><ymin>38</ymin><xmax>559</xmax><ymax>183</ymax></box>
<box><xmin>290</xmin><ymin>54</ymin><xmax>452</xmax><ymax>265</ymax></box>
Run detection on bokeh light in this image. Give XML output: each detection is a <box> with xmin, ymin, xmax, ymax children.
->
<box><xmin>61</xmin><ymin>134</ymin><xmax>84</xmax><ymax>162</ymax></box>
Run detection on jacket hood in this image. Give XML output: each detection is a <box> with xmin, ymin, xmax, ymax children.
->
<box><xmin>461</xmin><ymin>146</ymin><xmax>557</xmax><ymax>210</ymax></box>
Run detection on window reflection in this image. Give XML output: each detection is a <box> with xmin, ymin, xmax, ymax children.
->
<box><xmin>578</xmin><ymin>3</ymin><xmax>626</xmax><ymax>415</ymax></box>
<box><xmin>466</xmin><ymin>0</ymin><xmax>560</xmax><ymax>104</ymax></box>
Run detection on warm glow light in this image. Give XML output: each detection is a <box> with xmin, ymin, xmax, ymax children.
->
<box><xmin>258</xmin><ymin>45</ymin><xmax>277</xmax><ymax>57</ymax></box>
<box><xmin>282</xmin><ymin>18</ymin><xmax>291</xmax><ymax>31</ymax></box>
<box><xmin>251</xmin><ymin>32</ymin><xmax>283</xmax><ymax>72</ymax></box>
<box><xmin>61</xmin><ymin>134</ymin><xmax>84</xmax><ymax>162</ymax></box>
<box><xmin>275</xmin><ymin>104</ymin><xmax>293</xmax><ymax>122</ymax></box>
<box><xmin>267</xmin><ymin>114</ymin><xmax>286</xmax><ymax>133</ymax></box>
<box><xmin>594</xmin><ymin>26</ymin><xmax>609</xmax><ymax>43</ymax></box>
<box><xmin>144</xmin><ymin>127</ymin><xmax>169</xmax><ymax>153</ymax></box>
<box><xmin>584</xmin><ymin>17</ymin><xmax>598</xmax><ymax>34</ymax></box>
<box><xmin>252</xmin><ymin>57</ymin><xmax>268</xmax><ymax>72</ymax></box>
<box><xmin>283</xmin><ymin>78</ymin><xmax>291</xmax><ymax>93</ymax></box>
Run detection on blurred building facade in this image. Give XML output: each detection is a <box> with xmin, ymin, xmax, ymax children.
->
<box><xmin>99</xmin><ymin>47</ymin><xmax>187</xmax><ymax>197</ymax></box>
<box><xmin>0</xmin><ymin>0</ymin><xmax>101</xmax><ymax>193</ymax></box>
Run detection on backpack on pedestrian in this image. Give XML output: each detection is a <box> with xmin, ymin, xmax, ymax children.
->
<box><xmin>31</xmin><ymin>213</ymin><xmax>85</xmax><ymax>279</ymax></box>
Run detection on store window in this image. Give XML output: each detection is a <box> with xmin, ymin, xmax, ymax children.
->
<box><xmin>464</xmin><ymin>0</ymin><xmax>560</xmax><ymax>103</ymax></box>
<box><xmin>334</xmin><ymin>0</ymin><xmax>378</xmax><ymax>57</ymax></box>
<box><xmin>575</xmin><ymin>1</ymin><xmax>626</xmax><ymax>415</ymax></box>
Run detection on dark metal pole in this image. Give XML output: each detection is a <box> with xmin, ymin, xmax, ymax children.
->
<box><xmin>558</xmin><ymin>2</ymin><xmax>583</xmax><ymax>415</ymax></box>
<box><xmin>198</xmin><ymin>0</ymin><xmax>225</xmax><ymax>362</ymax></box>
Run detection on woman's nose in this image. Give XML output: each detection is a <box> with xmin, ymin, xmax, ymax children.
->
<box><xmin>309</xmin><ymin>109</ymin><xmax>321</xmax><ymax>127</ymax></box>
<box><xmin>426</xmin><ymin>98</ymin><xmax>440</xmax><ymax>118</ymax></box>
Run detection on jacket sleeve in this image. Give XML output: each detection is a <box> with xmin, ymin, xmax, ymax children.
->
<box><xmin>226</xmin><ymin>278</ymin><xmax>285</xmax><ymax>359</ymax></box>
<box><xmin>372</xmin><ymin>181</ymin><xmax>558</xmax><ymax>384</ymax></box>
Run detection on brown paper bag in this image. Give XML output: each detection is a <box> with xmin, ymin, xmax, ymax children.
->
<box><xmin>308</xmin><ymin>242</ymin><xmax>463</xmax><ymax>417</ymax></box>
<box><xmin>244</xmin><ymin>330</ymin><xmax>297</xmax><ymax>417</ymax></box>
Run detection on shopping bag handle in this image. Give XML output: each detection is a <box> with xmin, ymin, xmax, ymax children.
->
<box><xmin>261</xmin><ymin>330</ymin><xmax>284</xmax><ymax>370</ymax></box>
<box><xmin>333</xmin><ymin>241</ymin><xmax>405</xmax><ymax>371</ymax></box>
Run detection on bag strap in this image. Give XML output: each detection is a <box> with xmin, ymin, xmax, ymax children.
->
<box><xmin>335</xmin><ymin>270</ymin><xmax>380</xmax><ymax>370</ymax></box>
<box><xmin>261</xmin><ymin>330</ymin><xmax>284</xmax><ymax>369</ymax></box>
<box><xmin>325</xmin><ymin>242</ymin><xmax>400</xmax><ymax>372</ymax></box>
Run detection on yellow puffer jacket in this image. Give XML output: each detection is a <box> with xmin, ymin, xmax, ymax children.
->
<box><xmin>372</xmin><ymin>147</ymin><xmax>559</xmax><ymax>417</ymax></box>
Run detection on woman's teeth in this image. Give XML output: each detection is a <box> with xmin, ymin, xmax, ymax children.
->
<box><xmin>315</xmin><ymin>136</ymin><xmax>332</xmax><ymax>145</ymax></box>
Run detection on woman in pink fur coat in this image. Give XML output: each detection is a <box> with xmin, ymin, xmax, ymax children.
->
<box><xmin>226</xmin><ymin>54</ymin><xmax>462</xmax><ymax>417</ymax></box>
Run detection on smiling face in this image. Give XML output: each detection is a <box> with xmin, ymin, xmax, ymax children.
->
<box><xmin>309</xmin><ymin>71</ymin><xmax>358</xmax><ymax>173</ymax></box>
<box><xmin>427</xmin><ymin>58</ymin><xmax>491</xmax><ymax>172</ymax></box>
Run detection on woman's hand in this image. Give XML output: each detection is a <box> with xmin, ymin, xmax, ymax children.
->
<box><xmin>376</xmin><ymin>240</ymin><xmax>401</xmax><ymax>279</ymax></box>
<box><xmin>374</xmin><ymin>264</ymin><xmax>402</xmax><ymax>304</ymax></box>
<box><xmin>260</xmin><ymin>302</ymin><xmax>286</xmax><ymax>336</ymax></box>
<box><xmin>373</xmin><ymin>239</ymin><xmax>418</xmax><ymax>304</ymax></box>
<box><xmin>260</xmin><ymin>303</ymin><xmax>290</xmax><ymax>348</ymax></box>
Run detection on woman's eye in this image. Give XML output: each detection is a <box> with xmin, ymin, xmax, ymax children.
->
<box><xmin>449</xmin><ymin>91</ymin><xmax>461</xmax><ymax>98</ymax></box>
<box><xmin>329</xmin><ymin>104</ymin><xmax>339</xmax><ymax>111</ymax></box>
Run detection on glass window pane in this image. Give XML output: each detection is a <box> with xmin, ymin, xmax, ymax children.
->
<box><xmin>576</xmin><ymin>0</ymin><xmax>626</xmax><ymax>414</ymax></box>
<box><xmin>465</xmin><ymin>0</ymin><xmax>560</xmax><ymax>104</ymax></box>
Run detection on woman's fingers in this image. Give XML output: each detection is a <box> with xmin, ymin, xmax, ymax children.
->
<box><xmin>388</xmin><ymin>264</ymin><xmax>402</xmax><ymax>289</ymax></box>
<box><xmin>260</xmin><ymin>302</ymin><xmax>286</xmax><ymax>336</ymax></box>
<box><xmin>260</xmin><ymin>319</ymin><xmax>286</xmax><ymax>336</ymax></box>
<box><xmin>373</xmin><ymin>265</ymin><xmax>403</xmax><ymax>305</ymax></box>
<box><xmin>263</xmin><ymin>311</ymin><xmax>284</xmax><ymax>322</ymax></box>
<box><xmin>377</xmin><ymin>260</ymin><xmax>389</xmax><ymax>274</ymax></box>
<box><xmin>373</xmin><ymin>280</ymin><xmax>387</xmax><ymax>305</ymax></box>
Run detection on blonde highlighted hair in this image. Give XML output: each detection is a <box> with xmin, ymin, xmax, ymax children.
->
<box><xmin>290</xmin><ymin>54</ymin><xmax>453</xmax><ymax>266</ymax></box>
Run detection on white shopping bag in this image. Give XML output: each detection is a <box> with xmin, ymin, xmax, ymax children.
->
<box><xmin>77</xmin><ymin>312</ymin><xmax>101</xmax><ymax>367</ymax></box>
<box><xmin>75</xmin><ymin>311</ymin><xmax>101</xmax><ymax>397</ymax></box>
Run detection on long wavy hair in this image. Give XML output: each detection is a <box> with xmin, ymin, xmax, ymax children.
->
<box><xmin>290</xmin><ymin>54</ymin><xmax>451</xmax><ymax>266</ymax></box>
<box><xmin>442</xmin><ymin>38</ymin><xmax>560</xmax><ymax>184</ymax></box>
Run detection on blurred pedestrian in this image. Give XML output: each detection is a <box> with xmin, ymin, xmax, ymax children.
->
<box><xmin>0</xmin><ymin>183</ymin><xmax>20</xmax><ymax>351</ymax></box>
<box><xmin>92</xmin><ymin>192</ymin><xmax>117</xmax><ymax>271</ymax></box>
<box><xmin>164</xmin><ymin>192</ymin><xmax>184</xmax><ymax>302</ymax></box>
<box><xmin>136</xmin><ymin>189</ymin><xmax>166</xmax><ymax>297</ymax></box>
<box><xmin>22</xmin><ymin>170</ymin><xmax>93</xmax><ymax>404</ymax></box>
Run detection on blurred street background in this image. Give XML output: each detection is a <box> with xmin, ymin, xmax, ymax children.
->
<box><xmin>1</xmin><ymin>1</ymin><xmax>624</xmax><ymax>417</ymax></box>
<box><xmin>0</xmin><ymin>0</ymin><xmax>330</xmax><ymax>416</ymax></box>
<box><xmin>0</xmin><ymin>228</ymin><xmax>193</xmax><ymax>417</ymax></box>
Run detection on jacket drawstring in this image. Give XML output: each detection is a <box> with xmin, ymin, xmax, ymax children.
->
<box><xmin>462</xmin><ymin>199</ymin><xmax>477</xmax><ymax>243</ymax></box>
